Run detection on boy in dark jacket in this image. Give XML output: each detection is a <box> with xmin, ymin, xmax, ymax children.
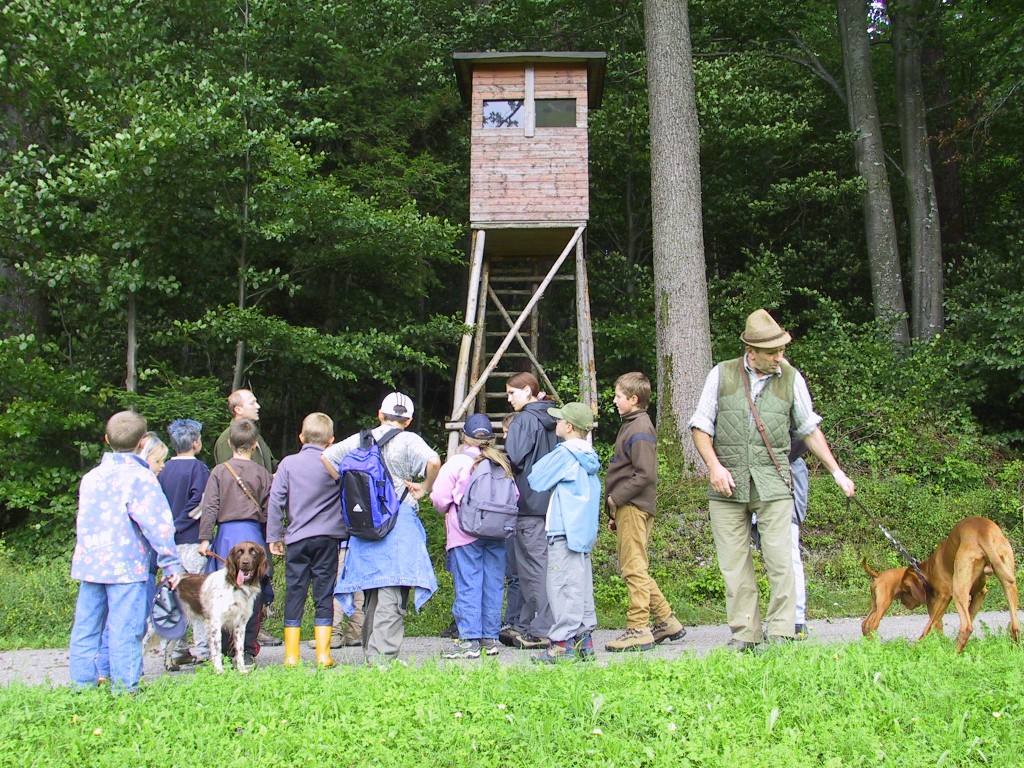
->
<box><xmin>604</xmin><ymin>372</ymin><xmax>686</xmax><ymax>652</ymax></box>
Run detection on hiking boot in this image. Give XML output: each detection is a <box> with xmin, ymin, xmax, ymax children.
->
<box><xmin>724</xmin><ymin>639</ymin><xmax>759</xmax><ymax>653</ymax></box>
<box><xmin>498</xmin><ymin>625</ymin><xmax>521</xmax><ymax>647</ymax></box>
<box><xmin>165</xmin><ymin>649</ymin><xmax>198</xmax><ymax>671</ymax></box>
<box><xmin>256</xmin><ymin>629</ymin><xmax>283</xmax><ymax>647</ymax></box>
<box><xmin>572</xmin><ymin>632</ymin><xmax>595</xmax><ymax>661</ymax></box>
<box><xmin>479</xmin><ymin>638</ymin><xmax>500</xmax><ymax>656</ymax></box>
<box><xmin>794</xmin><ymin>623</ymin><xmax>808</xmax><ymax>640</ymax></box>
<box><xmin>532</xmin><ymin>640</ymin><xmax>572</xmax><ymax>664</ymax></box>
<box><xmin>604</xmin><ymin>627</ymin><xmax>656</xmax><ymax>652</ymax></box>
<box><xmin>441</xmin><ymin>639</ymin><xmax>481</xmax><ymax>659</ymax></box>
<box><xmin>652</xmin><ymin>615</ymin><xmax>687</xmax><ymax>644</ymax></box>
<box><xmin>440</xmin><ymin>619</ymin><xmax>459</xmax><ymax>639</ymax></box>
<box><xmin>513</xmin><ymin>633</ymin><xmax>550</xmax><ymax>650</ymax></box>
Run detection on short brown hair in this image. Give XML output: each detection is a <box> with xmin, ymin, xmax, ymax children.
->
<box><xmin>615</xmin><ymin>371</ymin><xmax>651</xmax><ymax>410</ymax></box>
<box><xmin>300</xmin><ymin>412</ymin><xmax>334</xmax><ymax>446</ymax></box>
<box><xmin>229</xmin><ymin>418</ymin><xmax>259</xmax><ymax>451</ymax></box>
<box><xmin>106</xmin><ymin>411</ymin><xmax>148</xmax><ymax>452</ymax></box>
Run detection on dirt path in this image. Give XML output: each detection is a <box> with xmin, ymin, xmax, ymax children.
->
<box><xmin>1</xmin><ymin>610</ymin><xmax>1017</xmax><ymax>687</ymax></box>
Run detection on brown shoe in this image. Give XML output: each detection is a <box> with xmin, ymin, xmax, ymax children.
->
<box><xmin>513</xmin><ymin>632</ymin><xmax>550</xmax><ymax>650</ymax></box>
<box><xmin>306</xmin><ymin>635</ymin><xmax>344</xmax><ymax>650</ymax></box>
<box><xmin>604</xmin><ymin>627</ymin><xmax>656</xmax><ymax>652</ymax></box>
<box><xmin>651</xmin><ymin>615</ymin><xmax>687</xmax><ymax>644</ymax></box>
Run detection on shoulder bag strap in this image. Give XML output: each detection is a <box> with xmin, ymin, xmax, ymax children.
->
<box><xmin>223</xmin><ymin>461</ymin><xmax>263</xmax><ymax>513</ymax></box>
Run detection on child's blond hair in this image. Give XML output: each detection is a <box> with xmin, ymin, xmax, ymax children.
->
<box><xmin>301</xmin><ymin>412</ymin><xmax>334</xmax><ymax>446</ymax></box>
<box><xmin>615</xmin><ymin>371</ymin><xmax>651</xmax><ymax>410</ymax></box>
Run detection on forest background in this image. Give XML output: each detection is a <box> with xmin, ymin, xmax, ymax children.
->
<box><xmin>1</xmin><ymin>0</ymin><xmax>1023</xmax><ymax>638</ymax></box>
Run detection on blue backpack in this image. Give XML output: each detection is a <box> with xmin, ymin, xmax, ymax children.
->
<box><xmin>337</xmin><ymin>428</ymin><xmax>408</xmax><ymax>541</ymax></box>
<box><xmin>457</xmin><ymin>457</ymin><xmax>519</xmax><ymax>540</ymax></box>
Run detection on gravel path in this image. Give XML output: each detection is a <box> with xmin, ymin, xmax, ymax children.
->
<box><xmin>1</xmin><ymin>610</ymin><xmax>1018</xmax><ymax>688</ymax></box>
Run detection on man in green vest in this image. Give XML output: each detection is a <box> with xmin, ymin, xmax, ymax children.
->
<box><xmin>689</xmin><ymin>309</ymin><xmax>855</xmax><ymax>651</ymax></box>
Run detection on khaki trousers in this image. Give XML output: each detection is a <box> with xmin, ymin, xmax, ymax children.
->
<box><xmin>332</xmin><ymin>546</ymin><xmax>364</xmax><ymax>642</ymax></box>
<box><xmin>616</xmin><ymin>504</ymin><xmax>672</xmax><ymax>628</ymax></box>
<box><xmin>709</xmin><ymin>482</ymin><xmax>795</xmax><ymax>642</ymax></box>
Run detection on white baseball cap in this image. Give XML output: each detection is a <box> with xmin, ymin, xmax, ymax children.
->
<box><xmin>380</xmin><ymin>391</ymin><xmax>415</xmax><ymax>420</ymax></box>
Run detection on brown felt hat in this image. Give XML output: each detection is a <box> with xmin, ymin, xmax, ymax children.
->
<box><xmin>740</xmin><ymin>309</ymin><xmax>792</xmax><ymax>349</ymax></box>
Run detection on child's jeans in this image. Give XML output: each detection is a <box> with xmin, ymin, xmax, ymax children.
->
<box><xmin>70</xmin><ymin>581</ymin><xmax>148</xmax><ymax>693</ymax></box>
<box><xmin>450</xmin><ymin>539</ymin><xmax>506</xmax><ymax>640</ymax></box>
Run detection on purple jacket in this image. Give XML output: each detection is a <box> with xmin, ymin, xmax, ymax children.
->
<box><xmin>266</xmin><ymin>444</ymin><xmax>346</xmax><ymax>545</ymax></box>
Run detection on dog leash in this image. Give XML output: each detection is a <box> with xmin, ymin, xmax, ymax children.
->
<box><xmin>848</xmin><ymin>496</ymin><xmax>931</xmax><ymax>591</ymax></box>
<box><xmin>204</xmin><ymin>550</ymin><xmax>227</xmax><ymax>565</ymax></box>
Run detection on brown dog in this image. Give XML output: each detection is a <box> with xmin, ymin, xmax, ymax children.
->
<box><xmin>861</xmin><ymin>517</ymin><xmax>1020</xmax><ymax>652</ymax></box>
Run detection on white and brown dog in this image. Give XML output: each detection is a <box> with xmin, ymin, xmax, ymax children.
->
<box><xmin>176</xmin><ymin>541</ymin><xmax>267</xmax><ymax>674</ymax></box>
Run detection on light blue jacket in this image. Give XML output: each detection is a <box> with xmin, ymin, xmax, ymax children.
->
<box><xmin>527</xmin><ymin>439</ymin><xmax>601</xmax><ymax>553</ymax></box>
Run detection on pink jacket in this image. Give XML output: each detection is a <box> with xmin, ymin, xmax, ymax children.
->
<box><xmin>429</xmin><ymin>447</ymin><xmax>481</xmax><ymax>551</ymax></box>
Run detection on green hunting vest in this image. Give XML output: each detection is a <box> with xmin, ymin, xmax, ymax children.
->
<box><xmin>709</xmin><ymin>357</ymin><xmax>795</xmax><ymax>503</ymax></box>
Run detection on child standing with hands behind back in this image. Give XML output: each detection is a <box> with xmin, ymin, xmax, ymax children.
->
<box><xmin>526</xmin><ymin>402</ymin><xmax>601</xmax><ymax>663</ymax></box>
<box><xmin>604</xmin><ymin>372</ymin><xmax>687</xmax><ymax>652</ymax></box>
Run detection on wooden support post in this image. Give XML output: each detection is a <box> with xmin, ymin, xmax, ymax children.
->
<box><xmin>451</xmin><ymin>225</ymin><xmax>585</xmax><ymax>421</ymax></box>
<box><xmin>575</xmin><ymin>235</ymin><xmax>598</xmax><ymax>418</ymax></box>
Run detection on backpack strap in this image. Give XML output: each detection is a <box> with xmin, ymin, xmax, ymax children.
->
<box><xmin>369</xmin><ymin>427</ymin><xmax>409</xmax><ymax>505</ymax></box>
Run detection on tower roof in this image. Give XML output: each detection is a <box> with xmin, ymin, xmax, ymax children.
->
<box><xmin>453</xmin><ymin>51</ymin><xmax>607</xmax><ymax>110</ymax></box>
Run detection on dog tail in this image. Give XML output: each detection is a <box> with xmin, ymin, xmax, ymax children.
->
<box><xmin>861</xmin><ymin>557</ymin><xmax>882</xmax><ymax>579</ymax></box>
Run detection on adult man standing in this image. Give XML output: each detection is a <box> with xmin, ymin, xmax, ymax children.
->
<box><xmin>688</xmin><ymin>309</ymin><xmax>855</xmax><ymax>650</ymax></box>
<box><xmin>213</xmin><ymin>389</ymin><xmax>276</xmax><ymax>473</ymax></box>
<box><xmin>213</xmin><ymin>387</ymin><xmax>280</xmax><ymax>646</ymax></box>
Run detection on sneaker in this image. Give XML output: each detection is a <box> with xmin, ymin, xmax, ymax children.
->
<box><xmin>498</xmin><ymin>625</ymin><xmax>521</xmax><ymax>647</ymax></box>
<box><xmin>256</xmin><ymin>629</ymin><xmax>283</xmax><ymax>647</ymax></box>
<box><xmin>440</xmin><ymin>639</ymin><xmax>481</xmax><ymax>659</ymax></box>
<box><xmin>651</xmin><ymin>615</ymin><xmax>687</xmax><ymax>644</ymax></box>
<box><xmin>532</xmin><ymin>641</ymin><xmax>572</xmax><ymax>664</ymax></box>
<box><xmin>794</xmin><ymin>623</ymin><xmax>808</xmax><ymax>640</ymax></box>
<box><xmin>513</xmin><ymin>633</ymin><xmax>551</xmax><ymax>650</ymax></box>
<box><xmin>604</xmin><ymin>627</ymin><xmax>656</xmax><ymax>652</ymax></box>
<box><xmin>241</xmin><ymin>652</ymin><xmax>258</xmax><ymax>668</ymax></box>
<box><xmin>572</xmin><ymin>632</ymin><xmax>595</xmax><ymax>661</ymax></box>
<box><xmin>479</xmin><ymin>639</ymin><xmax>500</xmax><ymax>656</ymax></box>
<box><xmin>440</xmin><ymin>619</ymin><xmax>459</xmax><ymax>639</ymax></box>
<box><xmin>341</xmin><ymin>635</ymin><xmax>362</xmax><ymax>647</ymax></box>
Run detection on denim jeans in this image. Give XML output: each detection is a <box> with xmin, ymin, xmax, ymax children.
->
<box><xmin>450</xmin><ymin>539</ymin><xmax>507</xmax><ymax>640</ymax></box>
<box><xmin>70</xmin><ymin>581</ymin><xmax>149</xmax><ymax>693</ymax></box>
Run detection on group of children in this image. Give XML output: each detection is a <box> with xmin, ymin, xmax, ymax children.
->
<box><xmin>69</xmin><ymin>370</ymin><xmax>686</xmax><ymax>690</ymax></box>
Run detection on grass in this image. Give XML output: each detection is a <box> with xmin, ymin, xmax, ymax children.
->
<box><xmin>0</xmin><ymin>635</ymin><xmax>1020</xmax><ymax>767</ymax></box>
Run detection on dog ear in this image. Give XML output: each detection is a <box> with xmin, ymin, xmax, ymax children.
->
<box><xmin>901</xmin><ymin>571</ymin><xmax>928</xmax><ymax>607</ymax></box>
<box><xmin>225</xmin><ymin>545</ymin><xmax>240</xmax><ymax>585</ymax></box>
<box><xmin>255</xmin><ymin>546</ymin><xmax>270</xmax><ymax>583</ymax></box>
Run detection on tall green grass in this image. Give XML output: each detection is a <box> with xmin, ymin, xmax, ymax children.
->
<box><xmin>0</xmin><ymin>636</ymin><xmax>1020</xmax><ymax>767</ymax></box>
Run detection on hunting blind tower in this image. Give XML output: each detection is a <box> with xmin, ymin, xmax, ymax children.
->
<box><xmin>447</xmin><ymin>51</ymin><xmax>607</xmax><ymax>453</ymax></box>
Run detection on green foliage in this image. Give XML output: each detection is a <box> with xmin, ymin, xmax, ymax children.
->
<box><xmin>0</xmin><ymin>545</ymin><xmax>76</xmax><ymax>650</ymax></box>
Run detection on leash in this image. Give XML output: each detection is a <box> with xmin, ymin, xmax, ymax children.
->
<box><xmin>848</xmin><ymin>496</ymin><xmax>931</xmax><ymax>591</ymax></box>
<box><xmin>204</xmin><ymin>550</ymin><xmax>227</xmax><ymax>565</ymax></box>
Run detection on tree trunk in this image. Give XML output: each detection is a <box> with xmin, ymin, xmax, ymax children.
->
<box><xmin>126</xmin><ymin>289</ymin><xmax>137</xmax><ymax>392</ymax></box>
<box><xmin>835</xmin><ymin>0</ymin><xmax>910</xmax><ymax>346</ymax></box>
<box><xmin>644</xmin><ymin>0</ymin><xmax>712</xmax><ymax>474</ymax></box>
<box><xmin>891</xmin><ymin>0</ymin><xmax>944</xmax><ymax>339</ymax></box>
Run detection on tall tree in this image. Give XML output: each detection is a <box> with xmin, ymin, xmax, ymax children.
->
<box><xmin>644</xmin><ymin>0</ymin><xmax>711</xmax><ymax>471</ymax></box>
<box><xmin>836</xmin><ymin>0</ymin><xmax>910</xmax><ymax>345</ymax></box>
<box><xmin>889</xmin><ymin>0</ymin><xmax>944</xmax><ymax>339</ymax></box>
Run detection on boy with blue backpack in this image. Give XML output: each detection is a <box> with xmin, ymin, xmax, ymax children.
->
<box><xmin>526</xmin><ymin>402</ymin><xmax>602</xmax><ymax>663</ymax></box>
<box><xmin>430</xmin><ymin>414</ymin><xmax>518</xmax><ymax>659</ymax></box>
<box><xmin>321</xmin><ymin>392</ymin><xmax>440</xmax><ymax>664</ymax></box>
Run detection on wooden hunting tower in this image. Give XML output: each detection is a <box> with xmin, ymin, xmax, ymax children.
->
<box><xmin>447</xmin><ymin>51</ymin><xmax>606</xmax><ymax>452</ymax></box>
